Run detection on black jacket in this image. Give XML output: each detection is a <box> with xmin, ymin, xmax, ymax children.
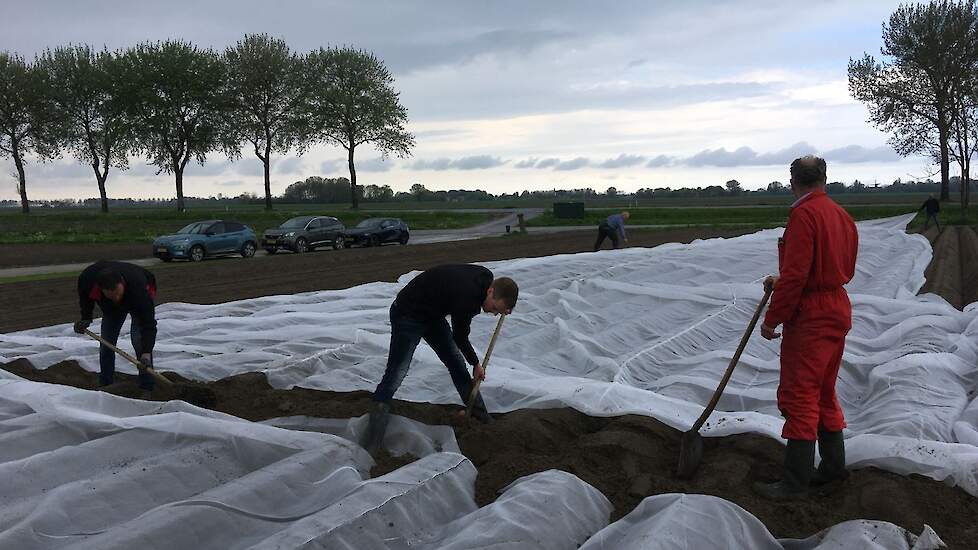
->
<box><xmin>395</xmin><ymin>264</ymin><xmax>493</xmax><ymax>366</ymax></box>
<box><xmin>77</xmin><ymin>261</ymin><xmax>158</xmax><ymax>354</ymax></box>
<box><xmin>921</xmin><ymin>197</ymin><xmax>940</xmax><ymax>215</ymax></box>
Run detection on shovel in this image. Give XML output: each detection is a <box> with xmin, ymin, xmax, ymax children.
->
<box><xmin>84</xmin><ymin>330</ymin><xmax>221</xmax><ymax>407</ymax></box>
<box><xmin>84</xmin><ymin>328</ymin><xmax>173</xmax><ymax>387</ymax></box>
<box><xmin>676</xmin><ymin>285</ymin><xmax>772</xmax><ymax>479</ymax></box>
<box><xmin>465</xmin><ymin>314</ymin><xmax>506</xmax><ymax>418</ymax></box>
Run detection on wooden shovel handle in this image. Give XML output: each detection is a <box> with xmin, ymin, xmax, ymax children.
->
<box><xmin>465</xmin><ymin>314</ymin><xmax>506</xmax><ymax>417</ymax></box>
<box><xmin>84</xmin><ymin>328</ymin><xmax>173</xmax><ymax>386</ymax></box>
<box><xmin>690</xmin><ymin>286</ymin><xmax>773</xmax><ymax>432</ymax></box>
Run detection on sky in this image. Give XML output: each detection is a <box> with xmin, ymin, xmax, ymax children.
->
<box><xmin>0</xmin><ymin>0</ymin><xmax>936</xmax><ymax>201</ymax></box>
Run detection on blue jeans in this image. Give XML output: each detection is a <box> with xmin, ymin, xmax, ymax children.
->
<box><xmin>372</xmin><ymin>302</ymin><xmax>479</xmax><ymax>408</ymax></box>
<box><xmin>99</xmin><ymin>313</ymin><xmax>154</xmax><ymax>390</ymax></box>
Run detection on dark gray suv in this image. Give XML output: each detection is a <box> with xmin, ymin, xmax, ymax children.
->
<box><xmin>262</xmin><ymin>215</ymin><xmax>345</xmax><ymax>254</ymax></box>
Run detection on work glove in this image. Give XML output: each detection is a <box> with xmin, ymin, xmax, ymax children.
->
<box><xmin>139</xmin><ymin>353</ymin><xmax>153</xmax><ymax>371</ymax></box>
<box><xmin>73</xmin><ymin>319</ymin><xmax>92</xmax><ymax>334</ymax></box>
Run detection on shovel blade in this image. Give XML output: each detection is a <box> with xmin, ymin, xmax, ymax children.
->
<box><xmin>676</xmin><ymin>429</ymin><xmax>704</xmax><ymax>480</ymax></box>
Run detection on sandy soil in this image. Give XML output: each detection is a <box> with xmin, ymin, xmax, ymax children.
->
<box><xmin>3</xmin><ymin>359</ymin><xmax>976</xmax><ymax>547</ymax></box>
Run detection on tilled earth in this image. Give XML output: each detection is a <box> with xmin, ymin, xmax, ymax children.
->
<box><xmin>3</xmin><ymin>225</ymin><xmax>978</xmax><ymax>547</ymax></box>
<box><xmin>0</xmin><ymin>227</ymin><xmax>751</xmax><ymax>333</ymax></box>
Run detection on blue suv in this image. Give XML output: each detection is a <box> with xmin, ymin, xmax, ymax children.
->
<box><xmin>153</xmin><ymin>220</ymin><xmax>258</xmax><ymax>262</ymax></box>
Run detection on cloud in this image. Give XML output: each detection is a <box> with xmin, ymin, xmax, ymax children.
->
<box><xmin>410</xmin><ymin>158</ymin><xmax>453</xmax><ymax>170</ymax></box>
<box><xmin>646</xmin><ymin>154</ymin><xmax>676</xmax><ymax>168</ymax></box>
<box><xmin>599</xmin><ymin>154</ymin><xmax>646</xmax><ymax>168</ymax></box>
<box><xmin>822</xmin><ymin>144</ymin><xmax>900</xmax><ymax>163</ymax></box>
<box><xmin>320</xmin><ymin>159</ymin><xmax>344</xmax><ymax>174</ymax></box>
<box><xmin>32</xmin><ymin>160</ymin><xmax>90</xmax><ymax>180</ymax></box>
<box><xmin>535</xmin><ymin>158</ymin><xmax>560</xmax><ymax>169</ymax></box>
<box><xmin>554</xmin><ymin>157</ymin><xmax>589</xmax><ymax>171</ymax></box>
<box><xmin>684</xmin><ymin>142</ymin><xmax>817</xmax><ymax>167</ymax></box>
<box><xmin>358</xmin><ymin>157</ymin><xmax>394</xmax><ymax>172</ymax></box>
<box><xmin>234</xmin><ymin>159</ymin><xmax>265</xmax><ymax>177</ymax></box>
<box><xmin>680</xmin><ymin>142</ymin><xmax>898</xmax><ymax>168</ymax></box>
<box><xmin>515</xmin><ymin>158</ymin><xmax>539</xmax><ymax>169</ymax></box>
<box><xmin>409</xmin><ymin>155</ymin><xmax>506</xmax><ymax>170</ymax></box>
<box><xmin>216</xmin><ymin>180</ymin><xmax>245</xmax><ymax>187</ymax></box>
<box><xmin>452</xmin><ymin>155</ymin><xmax>506</xmax><ymax>170</ymax></box>
<box><xmin>275</xmin><ymin>157</ymin><xmax>304</xmax><ymax>175</ymax></box>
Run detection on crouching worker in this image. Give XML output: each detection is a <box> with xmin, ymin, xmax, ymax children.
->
<box><xmin>74</xmin><ymin>260</ymin><xmax>159</xmax><ymax>397</ymax></box>
<box><xmin>361</xmin><ymin>264</ymin><xmax>518</xmax><ymax>453</ymax></box>
<box><xmin>755</xmin><ymin>155</ymin><xmax>858</xmax><ymax>500</ymax></box>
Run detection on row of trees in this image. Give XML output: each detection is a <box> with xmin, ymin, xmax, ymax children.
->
<box><xmin>850</xmin><ymin>0</ymin><xmax>977</xmax><ymax>212</ymax></box>
<box><xmin>3</xmin><ymin>175</ymin><xmax>964</xmax><ymax>209</ymax></box>
<box><xmin>0</xmin><ymin>35</ymin><xmax>414</xmax><ymax>214</ymax></box>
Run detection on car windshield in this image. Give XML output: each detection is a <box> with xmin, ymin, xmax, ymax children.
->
<box><xmin>280</xmin><ymin>217</ymin><xmax>313</xmax><ymax>229</ymax></box>
<box><xmin>355</xmin><ymin>219</ymin><xmax>384</xmax><ymax>229</ymax></box>
<box><xmin>177</xmin><ymin>222</ymin><xmax>210</xmax><ymax>234</ymax></box>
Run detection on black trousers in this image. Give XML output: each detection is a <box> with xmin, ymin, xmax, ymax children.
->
<box><xmin>99</xmin><ymin>313</ymin><xmax>155</xmax><ymax>390</ymax></box>
<box><xmin>594</xmin><ymin>222</ymin><xmax>620</xmax><ymax>251</ymax></box>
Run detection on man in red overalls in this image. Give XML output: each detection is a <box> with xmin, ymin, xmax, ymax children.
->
<box><xmin>754</xmin><ymin>155</ymin><xmax>858</xmax><ymax>500</ymax></box>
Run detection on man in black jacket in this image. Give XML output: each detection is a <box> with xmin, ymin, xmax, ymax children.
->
<box><xmin>361</xmin><ymin>264</ymin><xmax>519</xmax><ymax>453</ymax></box>
<box><xmin>74</xmin><ymin>260</ymin><xmax>159</xmax><ymax>394</ymax></box>
<box><xmin>919</xmin><ymin>194</ymin><xmax>941</xmax><ymax>231</ymax></box>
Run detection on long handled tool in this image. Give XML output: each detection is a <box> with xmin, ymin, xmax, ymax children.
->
<box><xmin>465</xmin><ymin>314</ymin><xmax>506</xmax><ymax>418</ymax></box>
<box><xmin>676</xmin><ymin>285</ymin><xmax>773</xmax><ymax>479</ymax></box>
<box><xmin>84</xmin><ymin>328</ymin><xmax>173</xmax><ymax>386</ymax></box>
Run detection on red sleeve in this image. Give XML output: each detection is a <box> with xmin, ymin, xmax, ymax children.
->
<box><xmin>765</xmin><ymin>209</ymin><xmax>815</xmax><ymax>327</ymax></box>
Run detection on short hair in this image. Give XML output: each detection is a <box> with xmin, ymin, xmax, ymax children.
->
<box><xmin>95</xmin><ymin>267</ymin><xmax>124</xmax><ymax>290</ymax></box>
<box><xmin>790</xmin><ymin>155</ymin><xmax>827</xmax><ymax>187</ymax></box>
<box><xmin>491</xmin><ymin>277</ymin><xmax>519</xmax><ymax>310</ymax></box>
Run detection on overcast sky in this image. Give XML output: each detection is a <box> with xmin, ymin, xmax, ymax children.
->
<box><xmin>1</xmin><ymin>0</ymin><xmax>933</xmax><ymax>201</ymax></box>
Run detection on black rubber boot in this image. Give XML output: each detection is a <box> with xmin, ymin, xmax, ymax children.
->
<box><xmin>811</xmin><ymin>430</ymin><xmax>849</xmax><ymax>487</ymax></box>
<box><xmin>360</xmin><ymin>401</ymin><xmax>391</xmax><ymax>454</ymax></box>
<box><xmin>468</xmin><ymin>393</ymin><xmax>493</xmax><ymax>424</ymax></box>
<box><xmin>753</xmin><ymin>439</ymin><xmax>815</xmax><ymax>501</ymax></box>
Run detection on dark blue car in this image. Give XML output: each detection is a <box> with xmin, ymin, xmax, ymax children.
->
<box><xmin>153</xmin><ymin>220</ymin><xmax>258</xmax><ymax>262</ymax></box>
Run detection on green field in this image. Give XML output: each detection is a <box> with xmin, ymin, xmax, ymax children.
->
<box><xmin>0</xmin><ymin>207</ymin><xmax>495</xmax><ymax>244</ymax></box>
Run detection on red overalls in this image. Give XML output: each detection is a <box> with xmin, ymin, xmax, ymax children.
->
<box><xmin>764</xmin><ymin>191</ymin><xmax>858</xmax><ymax>441</ymax></box>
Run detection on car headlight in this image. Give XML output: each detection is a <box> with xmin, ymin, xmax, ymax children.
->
<box><xmin>284</xmin><ymin>232</ymin><xmax>295</xmax><ymax>238</ymax></box>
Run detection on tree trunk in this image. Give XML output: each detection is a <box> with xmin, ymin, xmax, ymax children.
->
<box><xmin>939</xmin><ymin>115</ymin><xmax>951</xmax><ymax>201</ymax></box>
<box><xmin>175</xmin><ymin>168</ymin><xmax>186</xmax><ymax>212</ymax></box>
<box><xmin>13</xmin><ymin>147</ymin><xmax>29</xmax><ymax>214</ymax></box>
<box><xmin>97</xmin><ymin>172</ymin><xmax>109</xmax><ymax>213</ymax></box>
<box><xmin>93</xmin><ymin>161</ymin><xmax>110</xmax><ymax>213</ymax></box>
<box><xmin>263</xmin><ymin>150</ymin><xmax>273</xmax><ymax>211</ymax></box>
<box><xmin>347</xmin><ymin>145</ymin><xmax>358</xmax><ymax>210</ymax></box>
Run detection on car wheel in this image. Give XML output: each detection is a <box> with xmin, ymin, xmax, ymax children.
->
<box><xmin>344</xmin><ymin>241</ymin><xmax>352</xmax><ymax>249</ymax></box>
<box><xmin>241</xmin><ymin>241</ymin><xmax>256</xmax><ymax>258</ymax></box>
<box><xmin>265</xmin><ymin>248</ymin><xmax>277</xmax><ymax>255</ymax></box>
<box><xmin>295</xmin><ymin>238</ymin><xmax>308</xmax><ymax>253</ymax></box>
<box><xmin>333</xmin><ymin>236</ymin><xmax>343</xmax><ymax>250</ymax></box>
<box><xmin>369</xmin><ymin>235</ymin><xmax>380</xmax><ymax>247</ymax></box>
<box><xmin>189</xmin><ymin>245</ymin><xmax>205</xmax><ymax>262</ymax></box>
<box><xmin>399</xmin><ymin>233</ymin><xmax>409</xmax><ymax>245</ymax></box>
